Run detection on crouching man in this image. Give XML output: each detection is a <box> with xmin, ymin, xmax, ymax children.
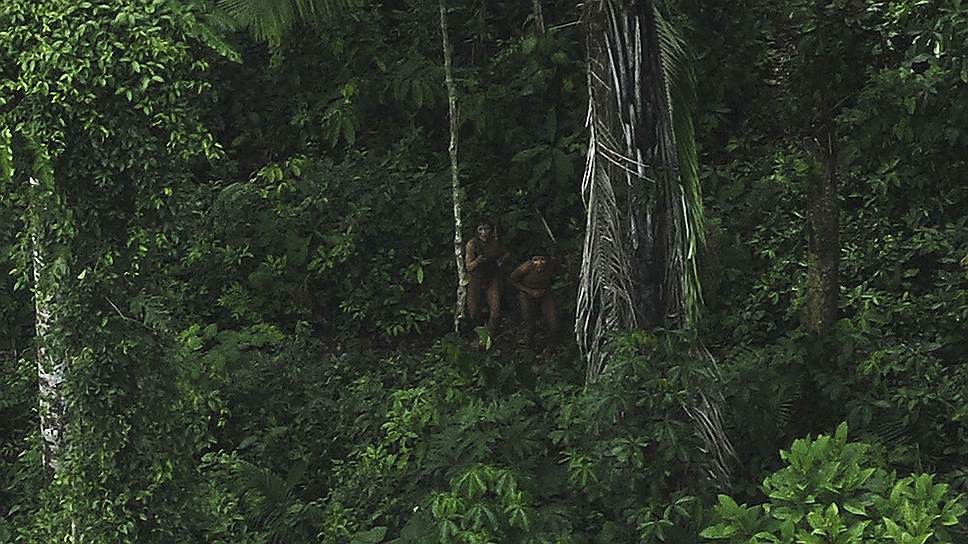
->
<box><xmin>509</xmin><ymin>249</ymin><xmax>558</xmax><ymax>346</ymax></box>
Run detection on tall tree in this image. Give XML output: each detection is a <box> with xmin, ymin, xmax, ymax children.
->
<box><xmin>778</xmin><ymin>0</ymin><xmax>876</xmax><ymax>362</ymax></box>
<box><xmin>804</xmin><ymin>134</ymin><xmax>839</xmax><ymax>342</ymax></box>
<box><xmin>1</xmin><ymin>0</ymin><xmax>225</xmax><ymax>537</ymax></box>
<box><xmin>0</xmin><ymin>134</ymin><xmax>67</xmax><ymax>478</ymax></box>
<box><xmin>532</xmin><ymin>0</ymin><xmax>546</xmax><ymax>34</ymax></box>
<box><xmin>438</xmin><ymin>0</ymin><xmax>468</xmax><ymax>332</ymax></box>
<box><xmin>575</xmin><ymin>0</ymin><xmax>733</xmax><ymax>486</ymax></box>
<box><xmin>28</xmin><ymin>169</ymin><xmax>67</xmax><ymax>479</ymax></box>
<box><xmin>576</xmin><ymin>0</ymin><xmax>703</xmax><ymax>380</ymax></box>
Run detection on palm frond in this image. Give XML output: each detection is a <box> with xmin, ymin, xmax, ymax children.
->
<box><xmin>872</xmin><ymin>414</ymin><xmax>913</xmax><ymax>446</ymax></box>
<box><xmin>216</xmin><ymin>0</ymin><xmax>358</xmax><ymax>45</ymax></box>
<box><xmin>234</xmin><ymin>460</ymin><xmax>293</xmax><ymax>515</ymax></box>
<box><xmin>576</xmin><ymin>0</ymin><xmax>732</xmax><ymax>488</ymax></box>
<box><xmin>774</xmin><ymin>395</ymin><xmax>796</xmax><ymax>431</ymax></box>
<box><xmin>684</xmin><ymin>389</ymin><xmax>736</xmax><ymax>486</ymax></box>
<box><xmin>654</xmin><ymin>2</ymin><xmax>704</xmax><ymax>326</ymax></box>
<box><xmin>576</xmin><ymin>0</ymin><xmax>704</xmax><ymax>378</ymax></box>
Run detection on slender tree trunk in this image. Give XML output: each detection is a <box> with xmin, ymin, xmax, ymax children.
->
<box><xmin>805</xmin><ymin>128</ymin><xmax>839</xmax><ymax>343</ymax></box>
<box><xmin>29</xmin><ymin>175</ymin><xmax>67</xmax><ymax>480</ymax></box>
<box><xmin>532</xmin><ymin>0</ymin><xmax>546</xmax><ymax>34</ymax></box>
<box><xmin>440</xmin><ymin>0</ymin><xmax>467</xmax><ymax>332</ymax></box>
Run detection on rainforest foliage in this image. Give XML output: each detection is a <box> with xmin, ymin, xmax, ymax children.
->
<box><xmin>1</xmin><ymin>0</ymin><xmax>967</xmax><ymax>542</ymax></box>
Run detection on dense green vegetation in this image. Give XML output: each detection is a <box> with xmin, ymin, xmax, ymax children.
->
<box><xmin>1</xmin><ymin>0</ymin><xmax>966</xmax><ymax>542</ymax></box>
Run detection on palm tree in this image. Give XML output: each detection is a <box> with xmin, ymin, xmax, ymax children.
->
<box><xmin>576</xmin><ymin>0</ymin><xmax>733</xmax><ymax>485</ymax></box>
<box><xmin>576</xmin><ymin>0</ymin><xmax>702</xmax><ymax>380</ymax></box>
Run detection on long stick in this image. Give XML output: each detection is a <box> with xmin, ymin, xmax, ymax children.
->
<box><xmin>440</xmin><ymin>0</ymin><xmax>466</xmax><ymax>332</ymax></box>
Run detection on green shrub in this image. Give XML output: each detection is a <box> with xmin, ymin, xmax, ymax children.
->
<box><xmin>318</xmin><ymin>332</ymin><xmax>722</xmax><ymax>543</ymax></box>
<box><xmin>701</xmin><ymin>423</ymin><xmax>966</xmax><ymax>543</ymax></box>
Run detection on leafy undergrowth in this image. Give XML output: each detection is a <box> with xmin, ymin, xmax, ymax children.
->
<box><xmin>183</xmin><ymin>328</ymin><xmax>967</xmax><ymax>544</ymax></box>
<box><xmin>182</xmin><ymin>330</ymin><xmax>723</xmax><ymax>543</ymax></box>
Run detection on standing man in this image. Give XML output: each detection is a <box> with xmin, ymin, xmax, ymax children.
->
<box><xmin>510</xmin><ymin>249</ymin><xmax>558</xmax><ymax>346</ymax></box>
<box><xmin>465</xmin><ymin>220</ymin><xmax>508</xmax><ymax>338</ymax></box>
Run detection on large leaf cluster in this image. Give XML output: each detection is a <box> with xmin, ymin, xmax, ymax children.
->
<box><xmin>313</xmin><ymin>332</ymin><xmax>720</xmax><ymax>543</ymax></box>
<box><xmin>177</xmin><ymin>144</ymin><xmax>452</xmax><ymax>338</ymax></box>
<box><xmin>702</xmin><ymin>423</ymin><xmax>966</xmax><ymax>543</ymax></box>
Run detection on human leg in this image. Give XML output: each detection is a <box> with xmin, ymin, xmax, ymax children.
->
<box><xmin>518</xmin><ymin>291</ymin><xmax>536</xmax><ymax>344</ymax></box>
<box><xmin>485</xmin><ymin>279</ymin><xmax>501</xmax><ymax>336</ymax></box>
<box><xmin>466</xmin><ymin>276</ymin><xmax>483</xmax><ymax>326</ymax></box>
<box><xmin>540</xmin><ymin>293</ymin><xmax>559</xmax><ymax>344</ymax></box>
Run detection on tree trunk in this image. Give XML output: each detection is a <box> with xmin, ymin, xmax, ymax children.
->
<box><xmin>439</xmin><ymin>0</ymin><xmax>467</xmax><ymax>332</ymax></box>
<box><xmin>805</xmin><ymin>130</ymin><xmax>840</xmax><ymax>343</ymax></box>
<box><xmin>576</xmin><ymin>0</ymin><xmax>733</xmax><ymax>488</ymax></box>
<box><xmin>532</xmin><ymin>0</ymin><xmax>546</xmax><ymax>34</ymax></box>
<box><xmin>577</xmin><ymin>0</ymin><xmax>703</xmax><ymax>379</ymax></box>
<box><xmin>29</xmin><ymin>175</ymin><xmax>67</xmax><ymax>480</ymax></box>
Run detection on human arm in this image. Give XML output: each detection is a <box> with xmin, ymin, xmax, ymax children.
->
<box><xmin>510</xmin><ymin>262</ymin><xmax>543</xmax><ymax>297</ymax></box>
<box><xmin>465</xmin><ymin>240</ymin><xmax>484</xmax><ymax>272</ymax></box>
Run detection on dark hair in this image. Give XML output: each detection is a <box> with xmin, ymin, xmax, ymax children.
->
<box><xmin>476</xmin><ymin>219</ymin><xmax>494</xmax><ymax>229</ymax></box>
<box><xmin>528</xmin><ymin>247</ymin><xmax>551</xmax><ymax>259</ymax></box>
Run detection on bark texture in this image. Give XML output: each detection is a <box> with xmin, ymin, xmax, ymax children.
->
<box><xmin>30</xmin><ymin>175</ymin><xmax>68</xmax><ymax>479</ymax></box>
<box><xmin>576</xmin><ymin>0</ymin><xmax>733</xmax><ymax>488</ymax></box>
<box><xmin>440</xmin><ymin>0</ymin><xmax>468</xmax><ymax>332</ymax></box>
<box><xmin>577</xmin><ymin>0</ymin><xmax>702</xmax><ymax>380</ymax></box>
<box><xmin>805</xmin><ymin>132</ymin><xmax>840</xmax><ymax>340</ymax></box>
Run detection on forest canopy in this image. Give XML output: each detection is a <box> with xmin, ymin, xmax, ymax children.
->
<box><xmin>1</xmin><ymin>0</ymin><xmax>967</xmax><ymax>542</ymax></box>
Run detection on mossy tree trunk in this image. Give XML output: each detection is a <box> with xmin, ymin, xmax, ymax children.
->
<box><xmin>805</xmin><ymin>128</ymin><xmax>840</xmax><ymax>350</ymax></box>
